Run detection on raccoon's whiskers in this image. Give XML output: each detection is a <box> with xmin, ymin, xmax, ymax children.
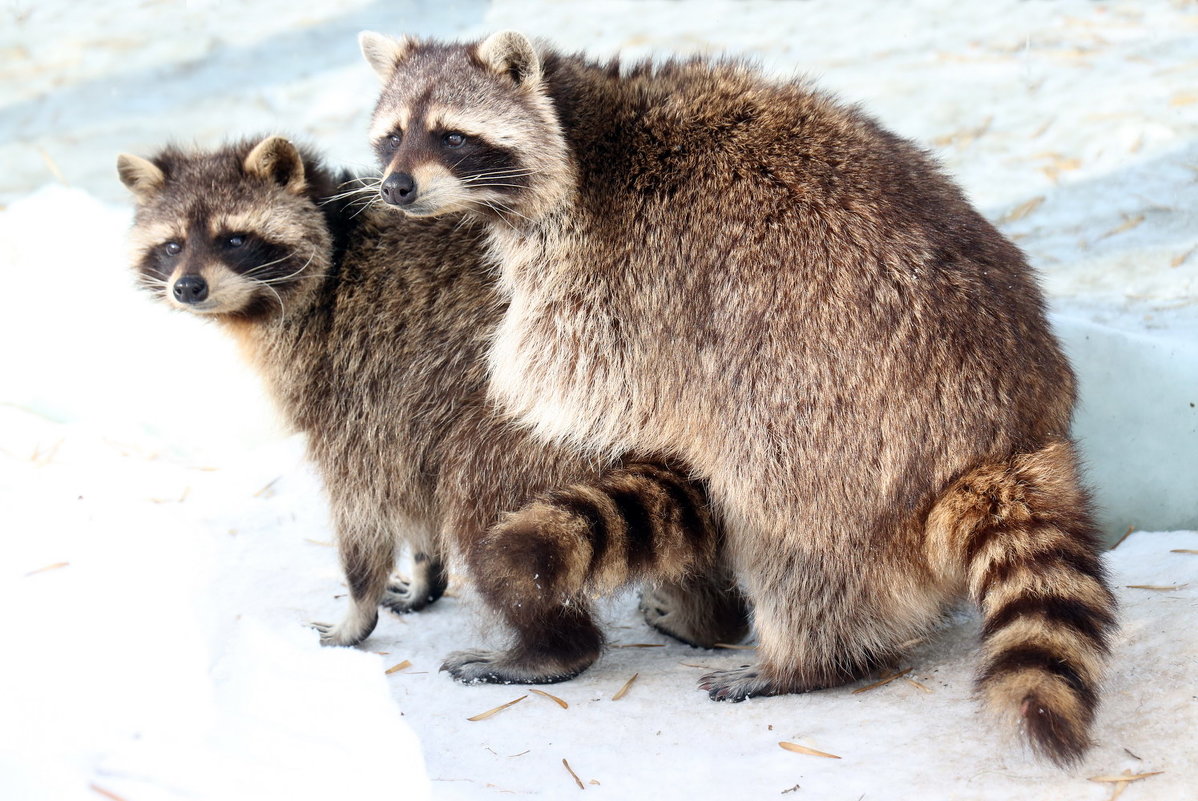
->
<box><xmin>349</xmin><ymin>196</ymin><xmax>382</xmax><ymax>219</ymax></box>
<box><xmin>483</xmin><ymin>198</ymin><xmax>535</xmax><ymax>227</ymax></box>
<box><xmin>243</xmin><ymin>274</ymin><xmax>287</xmax><ymax>321</ymax></box>
<box><xmin>321</xmin><ymin>182</ymin><xmax>383</xmax><ymax>204</ymax></box>
<box><xmin>242</xmin><ymin>251</ymin><xmax>297</xmax><ymax>279</ymax></box>
<box><xmin>460</xmin><ymin>171</ymin><xmax>538</xmax><ymax>187</ymax></box>
<box><xmin>258</xmin><ymin>253</ymin><xmax>317</xmax><ymax>285</ymax></box>
<box><xmin>460</xmin><ymin>166</ymin><xmax>540</xmax><ymax>180</ymax></box>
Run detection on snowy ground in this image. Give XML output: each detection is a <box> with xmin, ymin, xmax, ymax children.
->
<box><xmin>2</xmin><ymin>1</ymin><xmax>1196</xmax><ymax>800</ymax></box>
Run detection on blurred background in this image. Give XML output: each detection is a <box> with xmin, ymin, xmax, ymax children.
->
<box><xmin>2</xmin><ymin>0</ymin><xmax>1194</xmax><ymax>541</ymax></box>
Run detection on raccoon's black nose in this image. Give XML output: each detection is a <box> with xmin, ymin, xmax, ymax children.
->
<box><xmin>381</xmin><ymin>172</ymin><xmax>417</xmax><ymax>206</ymax></box>
<box><xmin>172</xmin><ymin>275</ymin><xmax>209</xmax><ymax>304</ymax></box>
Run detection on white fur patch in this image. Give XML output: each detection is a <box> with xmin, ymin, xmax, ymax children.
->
<box><xmin>369</xmin><ymin>108</ymin><xmax>410</xmax><ymax>143</ymax></box>
<box><xmin>129</xmin><ymin>221</ymin><xmax>181</xmax><ymax>256</ymax></box>
<box><xmin>427</xmin><ymin>107</ymin><xmax>527</xmax><ymax>148</ymax></box>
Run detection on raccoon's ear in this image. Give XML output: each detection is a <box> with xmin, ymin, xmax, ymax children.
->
<box><xmin>359</xmin><ymin>31</ymin><xmax>413</xmax><ymax>82</ymax></box>
<box><xmin>117</xmin><ymin>153</ymin><xmax>166</xmax><ymax>200</ymax></box>
<box><xmin>476</xmin><ymin>31</ymin><xmax>541</xmax><ymax>89</ymax></box>
<box><xmin>243</xmin><ymin>136</ymin><xmax>306</xmax><ymax>194</ymax></box>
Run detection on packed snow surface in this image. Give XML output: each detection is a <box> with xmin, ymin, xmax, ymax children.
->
<box><xmin>1</xmin><ymin>1</ymin><xmax>1196</xmax><ymax>799</ymax></box>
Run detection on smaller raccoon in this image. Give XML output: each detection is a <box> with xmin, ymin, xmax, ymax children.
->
<box><xmin>118</xmin><ymin>136</ymin><xmax>747</xmax><ymax>683</ymax></box>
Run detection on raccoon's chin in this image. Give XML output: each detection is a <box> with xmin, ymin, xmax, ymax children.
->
<box><xmin>393</xmin><ymin>200</ymin><xmax>463</xmax><ymax>218</ymax></box>
<box><xmin>168</xmin><ymin>298</ymin><xmax>242</xmax><ymax>316</ymax></box>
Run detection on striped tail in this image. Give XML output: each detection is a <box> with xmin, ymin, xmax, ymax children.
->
<box><xmin>480</xmin><ymin>460</ymin><xmax>721</xmax><ymax>604</ymax></box>
<box><xmin>445</xmin><ymin>460</ymin><xmax>738</xmax><ymax>684</ymax></box>
<box><xmin>930</xmin><ymin>439</ymin><xmax>1117</xmax><ymax>765</ymax></box>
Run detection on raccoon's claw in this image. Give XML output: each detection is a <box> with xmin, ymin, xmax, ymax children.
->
<box><xmin>381</xmin><ymin>559</ymin><xmax>448</xmax><ymax>615</ymax></box>
<box><xmin>441</xmin><ymin>648</ymin><xmax>592</xmax><ymax>685</ymax></box>
<box><xmin>698</xmin><ymin>665</ymin><xmax>775</xmax><ymax>702</ymax></box>
<box><xmin>311</xmin><ymin>611</ymin><xmax>376</xmax><ymax>647</ymax></box>
<box><xmin>382</xmin><ymin>581</ymin><xmax>435</xmax><ymax>614</ymax></box>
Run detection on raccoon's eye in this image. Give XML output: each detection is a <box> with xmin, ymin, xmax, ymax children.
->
<box><xmin>225</xmin><ymin>234</ymin><xmax>246</xmax><ymax>249</ymax></box>
<box><xmin>386</xmin><ymin>133</ymin><xmax>402</xmax><ymax>150</ymax></box>
<box><xmin>164</xmin><ymin>241</ymin><xmax>182</xmax><ymax>256</ymax></box>
<box><xmin>443</xmin><ymin>132</ymin><xmax>466</xmax><ymax>148</ymax></box>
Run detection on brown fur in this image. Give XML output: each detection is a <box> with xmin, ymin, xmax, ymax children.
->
<box><xmin>119</xmin><ymin>137</ymin><xmax>747</xmax><ymax>681</ymax></box>
<box><xmin>364</xmin><ymin>33</ymin><xmax>1117</xmax><ymax>763</ymax></box>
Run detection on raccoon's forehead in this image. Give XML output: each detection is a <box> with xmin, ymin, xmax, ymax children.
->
<box><xmin>372</xmin><ymin>49</ymin><xmax>537</xmax><ymax>144</ymax></box>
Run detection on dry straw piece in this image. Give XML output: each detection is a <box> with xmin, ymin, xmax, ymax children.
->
<box><xmin>998</xmin><ymin>195</ymin><xmax>1045</xmax><ymax>225</ymax></box>
<box><xmin>384</xmin><ymin>660</ymin><xmax>412</xmax><ymax>675</ymax></box>
<box><xmin>467</xmin><ymin>695</ymin><xmax>527</xmax><ymax>721</ymax></box>
<box><xmin>713</xmin><ymin>643</ymin><xmax>756</xmax><ymax>650</ymax></box>
<box><xmin>1100</xmin><ymin>214</ymin><xmax>1146</xmax><ymax>239</ymax></box>
<box><xmin>1170</xmin><ymin>549</ymin><xmax>1198</xmax><ymax>554</ymax></box>
<box><xmin>779</xmin><ymin>741</ymin><xmax>842</xmax><ymax>759</ymax></box>
<box><xmin>1171</xmin><ymin>247</ymin><xmax>1196</xmax><ymax>268</ymax></box>
<box><xmin>852</xmin><ymin>667</ymin><xmax>913</xmax><ymax>694</ymax></box>
<box><xmin>1089</xmin><ymin>771</ymin><xmax>1164</xmax><ymax>783</ymax></box>
<box><xmin>1106</xmin><ymin>524</ymin><xmax>1135</xmax><ymax>550</ymax></box>
<box><xmin>903</xmin><ymin>677</ymin><xmax>933</xmax><ymax>694</ymax></box>
<box><xmin>562</xmin><ymin>758</ymin><xmax>585</xmax><ymax>790</ymax></box>
<box><xmin>24</xmin><ymin>561</ymin><xmax>69</xmax><ymax>578</ymax></box>
<box><xmin>1125</xmin><ymin>584</ymin><xmax>1188</xmax><ymax>591</ymax></box>
<box><xmin>89</xmin><ymin>784</ymin><xmax>131</xmax><ymax>801</ymax></box>
<box><xmin>611</xmin><ymin>673</ymin><xmax>639</xmax><ymax>701</ymax></box>
<box><xmin>529</xmin><ymin>688</ymin><xmax>569</xmax><ymax>709</ymax></box>
<box><xmin>1090</xmin><ymin>769</ymin><xmax>1164</xmax><ymax>801</ymax></box>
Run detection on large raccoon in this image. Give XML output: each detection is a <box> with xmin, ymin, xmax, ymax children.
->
<box><xmin>359</xmin><ymin>32</ymin><xmax>1117</xmax><ymax>764</ymax></box>
<box><xmin>118</xmin><ymin>136</ymin><xmax>748</xmax><ymax>682</ymax></box>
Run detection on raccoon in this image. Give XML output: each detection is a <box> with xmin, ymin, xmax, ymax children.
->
<box><xmin>118</xmin><ymin>136</ymin><xmax>748</xmax><ymax>683</ymax></box>
<box><xmin>359</xmin><ymin>32</ymin><xmax>1117</xmax><ymax>764</ymax></box>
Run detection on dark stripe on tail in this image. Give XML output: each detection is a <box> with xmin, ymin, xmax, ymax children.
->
<box><xmin>979</xmin><ymin>644</ymin><xmax>1098</xmax><ymax>710</ymax></box>
<box><xmin>624</xmin><ymin>462</ymin><xmax>712</xmax><ymax>554</ymax></box>
<box><xmin>607</xmin><ymin>487</ymin><xmax>656</xmax><ymax>571</ymax></box>
<box><xmin>981</xmin><ymin>595</ymin><xmax>1114</xmax><ymax>648</ymax></box>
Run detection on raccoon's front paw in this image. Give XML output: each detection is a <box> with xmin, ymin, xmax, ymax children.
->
<box><xmin>440</xmin><ymin>649</ymin><xmax>592</xmax><ymax>686</ymax></box>
<box><xmin>311</xmin><ymin>610</ymin><xmax>377</xmax><ymax>648</ymax></box>
<box><xmin>698</xmin><ymin>665</ymin><xmax>778</xmax><ymax>702</ymax></box>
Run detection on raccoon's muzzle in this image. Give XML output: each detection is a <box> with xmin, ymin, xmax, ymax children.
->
<box><xmin>381</xmin><ymin>172</ymin><xmax>417</xmax><ymax>206</ymax></box>
<box><xmin>172</xmin><ymin>274</ymin><xmax>209</xmax><ymax>304</ymax></box>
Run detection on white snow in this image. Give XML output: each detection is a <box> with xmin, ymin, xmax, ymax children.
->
<box><xmin>2</xmin><ymin>1</ymin><xmax>1196</xmax><ymax>799</ymax></box>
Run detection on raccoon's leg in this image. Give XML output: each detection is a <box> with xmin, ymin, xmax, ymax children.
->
<box><xmin>698</xmin><ymin>511</ymin><xmax>933</xmax><ymax>701</ymax></box>
<box><xmin>312</xmin><ymin>516</ymin><xmax>394</xmax><ymax>647</ymax></box>
<box><xmin>640</xmin><ymin>567</ymin><xmax>750</xmax><ymax>648</ymax></box>
<box><xmin>381</xmin><ymin>551</ymin><xmax>449</xmax><ymax>614</ymax></box>
<box><xmin>925</xmin><ymin>438</ymin><xmax>1116</xmax><ymax>766</ymax></box>
<box><xmin>443</xmin><ymin>461</ymin><xmax>722</xmax><ymax>684</ymax></box>
<box><xmin>696</xmin><ymin>581</ymin><xmax>896</xmax><ymax>702</ymax></box>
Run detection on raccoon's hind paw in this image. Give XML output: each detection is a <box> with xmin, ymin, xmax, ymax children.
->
<box><xmin>381</xmin><ymin>579</ymin><xmax>440</xmax><ymax>614</ymax></box>
<box><xmin>311</xmin><ymin>612</ymin><xmax>376</xmax><ymax>648</ymax></box>
<box><xmin>640</xmin><ymin>582</ymin><xmax>750</xmax><ymax>649</ymax></box>
<box><xmin>382</xmin><ymin>556</ymin><xmax>449</xmax><ymax>614</ymax></box>
<box><xmin>441</xmin><ymin>648</ymin><xmax>596</xmax><ymax>686</ymax></box>
<box><xmin>698</xmin><ymin>665</ymin><xmax>781</xmax><ymax>702</ymax></box>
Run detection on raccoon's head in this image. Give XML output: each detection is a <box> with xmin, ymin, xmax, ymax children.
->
<box><xmin>359</xmin><ymin>30</ymin><xmax>573</xmax><ymax>223</ymax></box>
<box><xmin>118</xmin><ymin>136</ymin><xmax>332</xmax><ymax>321</ymax></box>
